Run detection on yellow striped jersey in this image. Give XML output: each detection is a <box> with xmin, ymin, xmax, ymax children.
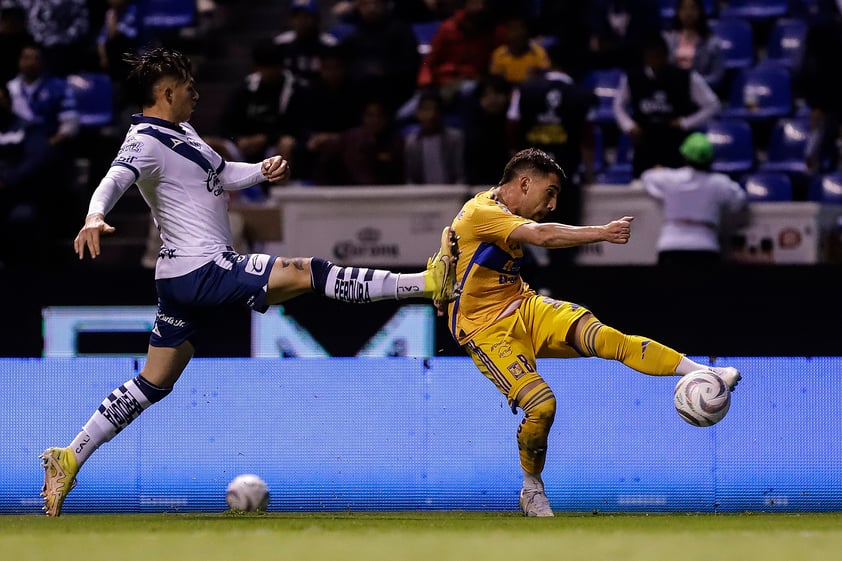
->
<box><xmin>446</xmin><ymin>188</ymin><xmax>536</xmax><ymax>344</ymax></box>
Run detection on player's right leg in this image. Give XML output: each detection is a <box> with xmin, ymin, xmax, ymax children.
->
<box><xmin>270</xmin><ymin>227</ymin><xmax>460</xmax><ymax>305</ymax></box>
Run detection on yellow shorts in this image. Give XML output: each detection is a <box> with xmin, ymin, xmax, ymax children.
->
<box><xmin>463</xmin><ymin>295</ymin><xmax>590</xmax><ymax>403</ymax></box>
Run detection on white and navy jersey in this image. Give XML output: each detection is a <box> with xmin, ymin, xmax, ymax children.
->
<box><xmin>109</xmin><ymin>114</ymin><xmax>259</xmax><ymax>279</ymax></box>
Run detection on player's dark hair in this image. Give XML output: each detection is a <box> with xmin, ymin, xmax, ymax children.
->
<box><xmin>499</xmin><ymin>148</ymin><xmax>566</xmax><ymax>185</ymax></box>
<box><xmin>123</xmin><ymin>48</ymin><xmax>193</xmax><ymax>107</ymax></box>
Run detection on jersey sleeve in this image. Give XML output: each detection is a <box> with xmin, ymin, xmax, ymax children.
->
<box><xmin>470</xmin><ymin>201</ymin><xmax>533</xmax><ymax>244</ymax></box>
<box><xmin>110</xmin><ymin>134</ymin><xmax>161</xmax><ymax>183</ymax></box>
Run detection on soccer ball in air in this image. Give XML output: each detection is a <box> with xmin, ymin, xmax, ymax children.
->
<box><xmin>674</xmin><ymin>370</ymin><xmax>731</xmax><ymax>427</ymax></box>
<box><xmin>226</xmin><ymin>474</ymin><xmax>270</xmax><ymax>512</ymax></box>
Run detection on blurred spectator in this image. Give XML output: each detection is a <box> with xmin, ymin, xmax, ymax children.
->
<box><xmin>511</xmin><ymin>42</ymin><xmax>596</xmax><ymax>181</ymax></box>
<box><xmin>641</xmin><ymin>132</ymin><xmax>747</xmax><ymax>267</ymax></box>
<box><xmin>0</xmin><ymin>6</ymin><xmax>33</xmax><ymax>85</ymax></box>
<box><xmin>0</xmin><ymin>82</ymin><xmax>58</xmax><ymax>266</ymax></box>
<box><xmin>7</xmin><ymin>42</ymin><xmax>79</xmax><ymax>146</ymax></box>
<box><xmin>417</xmin><ymin>0</ymin><xmax>505</xmax><ymax>96</ymax></box>
<box><xmin>293</xmin><ymin>45</ymin><xmax>362</xmax><ymax>182</ymax></box>
<box><xmin>273</xmin><ymin>0</ymin><xmax>338</xmax><ymax>86</ymax></box>
<box><xmin>340</xmin><ymin>0</ymin><xmax>420</xmax><ymax>108</ymax></box>
<box><xmin>800</xmin><ymin>1</ymin><xmax>842</xmax><ymax>173</ymax></box>
<box><xmin>97</xmin><ymin>0</ymin><xmax>141</xmax><ymax>84</ymax></box>
<box><xmin>18</xmin><ymin>0</ymin><xmax>90</xmax><ymax>76</ymax></box>
<box><xmin>317</xmin><ymin>97</ymin><xmax>405</xmax><ymax>185</ymax></box>
<box><xmin>587</xmin><ymin>0</ymin><xmax>662</xmax><ymax>70</ymax></box>
<box><xmin>404</xmin><ymin>88</ymin><xmax>465</xmax><ymax>184</ymax></box>
<box><xmin>489</xmin><ymin>13</ymin><xmax>550</xmax><ymax>85</ymax></box>
<box><xmin>392</xmin><ymin>0</ymin><xmax>458</xmax><ymax>22</ymax></box>
<box><xmin>214</xmin><ymin>40</ymin><xmax>303</xmax><ymax>165</ymax></box>
<box><xmin>662</xmin><ymin>0</ymin><xmax>724</xmax><ymax>90</ymax></box>
<box><xmin>533</xmin><ymin>1</ymin><xmax>589</xmax><ymax>77</ymax></box>
<box><xmin>511</xmin><ymin>41</ymin><xmax>597</xmax><ymax>269</ymax></box>
<box><xmin>462</xmin><ymin>73</ymin><xmax>514</xmax><ymax>186</ymax></box>
<box><xmin>613</xmin><ymin>33</ymin><xmax>719</xmax><ymax>177</ymax></box>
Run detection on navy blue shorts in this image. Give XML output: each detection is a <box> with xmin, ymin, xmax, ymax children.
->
<box><xmin>151</xmin><ymin>252</ymin><xmax>277</xmax><ymax>348</ymax></box>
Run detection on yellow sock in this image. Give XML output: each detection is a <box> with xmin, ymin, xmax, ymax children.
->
<box><xmin>577</xmin><ymin>316</ymin><xmax>682</xmax><ymax>375</ymax></box>
<box><xmin>516</xmin><ymin>383</ymin><xmax>556</xmax><ymax>475</ymax></box>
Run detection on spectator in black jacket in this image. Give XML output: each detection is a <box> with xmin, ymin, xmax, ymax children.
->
<box><xmin>340</xmin><ymin>0</ymin><xmax>420</xmax><ymax>109</ymax></box>
<box><xmin>216</xmin><ymin>40</ymin><xmax>304</xmax><ymax>164</ymax></box>
<box><xmin>613</xmin><ymin>33</ymin><xmax>719</xmax><ymax>177</ymax></box>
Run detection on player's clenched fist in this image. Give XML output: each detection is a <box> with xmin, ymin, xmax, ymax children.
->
<box><xmin>261</xmin><ymin>155</ymin><xmax>290</xmax><ymax>183</ymax></box>
<box><xmin>603</xmin><ymin>215</ymin><xmax>634</xmax><ymax>244</ymax></box>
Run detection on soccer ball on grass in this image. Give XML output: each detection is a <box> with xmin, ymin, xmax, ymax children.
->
<box><xmin>226</xmin><ymin>474</ymin><xmax>270</xmax><ymax>512</ymax></box>
<box><xmin>674</xmin><ymin>370</ymin><xmax>731</xmax><ymax>427</ymax></box>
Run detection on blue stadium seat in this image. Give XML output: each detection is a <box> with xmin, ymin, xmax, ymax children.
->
<box><xmin>706</xmin><ymin>119</ymin><xmax>754</xmax><ymax>173</ymax></box>
<box><xmin>328</xmin><ymin>22</ymin><xmax>356</xmax><ymax>41</ymax></box>
<box><xmin>413</xmin><ymin>21</ymin><xmax>441</xmax><ymax>55</ymax></box>
<box><xmin>597</xmin><ymin>132</ymin><xmax>633</xmax><ymax>184</ymax></box>
<box><xmin>710</xmin><ymin>18</ymin><xmax>754</xmax><ymax>70</ymax></box>
<box><xmin>720</xmin><ymin>0</ymin><xmax>789</xmax><ymax>20</ymax></box>
<box><xmin>758</xmin><ymin>117</ymin><xmax>810</xmax><ymax>174</ymax></box>
<box><xmin>766</xmin><ymin>19</ymin><xmax>808</xmax><ymax>71</ymax></box>
<box><xmin>743</xmin><ymin>172</ymin><xmax>793</xmax><ymax>201</ymax></box>
<box><xmin>721</xmin><ymin>64</ymin><xmax>792</xmax><ymax>120</ymax></box>
<box><xmin>67</xmin><ymin>73</ymin><xmax>113</xmax><ymax>128</ymax></box>
<box><xmin>139</xmin><ymin>0</ymin><xmax>196</xmax><ymax>30</ymax></box>
<box><xmin>584</xmin><ymin>68</ymin><xmax>624</xmax><ymax>124</ymax></box>
<box><xmin>808</xmin><ymin>172</ymin><xmax>842</xmax><ymax>203</ymax></box>
<box><xmin>660</xmin><ymin>0</ymin><xmax>715</xmax><ymax>19</ymax></box>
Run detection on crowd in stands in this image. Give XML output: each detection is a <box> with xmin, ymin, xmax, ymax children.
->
<box><xmin>2</xmin><ymin>0</ymin><xmax>842</xmax><ymax>268</ymax></box>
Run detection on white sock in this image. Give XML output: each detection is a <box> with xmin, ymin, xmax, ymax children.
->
<box><xmin>69</xmin><ymin>378</ymin><xmax>154</xmax><ymax>467</ymax></box>
<box><xmin>523</xmin><ymin>471</ymin><xmax>544</xmax><ymax>491</ymax></box>
<box><xmin>675</xmin><ymin>356</ymin><xmax>709</xmax><ymax>375</ymax></box>
<box><xmin>324</xmin><ymin>266</ymin><xmax>396</xmax><ymax>302</ymax></box>
<box><xmin>395</xmin><ymin>273</ymin><xmax>426</xmax><ymax>300</ymax></box>
<box><xmin>323</xmin><ymin>267</ymin><xmax>428</xmax><ymax>302</ymax></box>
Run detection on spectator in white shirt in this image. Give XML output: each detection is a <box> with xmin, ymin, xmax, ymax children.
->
<box><xmin>641</xmin><ymin>132</ymin><xmax>746</xmax><ymax>266</ymax></box>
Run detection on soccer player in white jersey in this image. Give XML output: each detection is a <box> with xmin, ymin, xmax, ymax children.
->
<box><xmin>39</xmin><ymin>48</ymin><xmax>460</xmax><ymax>517</ymax></box>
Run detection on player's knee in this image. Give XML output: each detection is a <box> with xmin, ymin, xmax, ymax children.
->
<box><xmin>309</xmin><ymin>257</ymin><xmax>335</xmax><ymax>295</ymax></box>
<box><xmin>520</xmin><ymin>385</ymin><xmax>556</xmax><ymax>426</ymax></box>
<box><xmin>133</xmin><ymin>374</ymin><xmax>172</xmax><ymax>404</ymax></box>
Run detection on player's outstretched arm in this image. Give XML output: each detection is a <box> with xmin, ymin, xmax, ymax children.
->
<box><xmin>73</xmin><ymin>213</ymin><xmax>116</xmax><ymax>260</ymax></box>
<box><xmin>510</xmin><ymin>216</ymin><xmax>634</xmax><ymax>248</ymax></box>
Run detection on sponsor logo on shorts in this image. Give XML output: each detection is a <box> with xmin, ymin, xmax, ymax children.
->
<box><xmin>156</xmin><ymin>312</ymin><xmax>188</xmax><ymax>328</ymax></box>
<box><xmin>245</xmin><ymin>254</ymin><xmax>270</xmax><ymax>276</ymax></box>
<box><xmin>491</xmin><ymin>341</ymin><xmax>512</xmax><ymax>358</ymax></box>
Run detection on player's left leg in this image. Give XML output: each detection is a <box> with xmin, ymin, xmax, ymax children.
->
<box><xmin>464</xmin><ymin>312</ymin><xmax>556</xmax><ymax>517</ymax></box>
<box><xmin>524</xmin><ymin>294</ymin><xmax>740</xmax><ymax>390</ymax></box>
<box><xmin>41</xmin><ymin>342</ymin><xmax>192</xmax><ymax>516</ymax></box>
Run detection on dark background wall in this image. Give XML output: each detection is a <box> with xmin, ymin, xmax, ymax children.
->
<box><xmin>3</xmin><ymin>264</ymin><xmax>840</xmax><ymax>358</ymax></box>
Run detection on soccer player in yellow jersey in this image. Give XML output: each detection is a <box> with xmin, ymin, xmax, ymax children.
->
<box><xmin>441</xmin><ymin>148</ymin><xmax>741</xmax><ymax>517</ymax></box>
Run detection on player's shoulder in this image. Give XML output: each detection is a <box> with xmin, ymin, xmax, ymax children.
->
<box><xmin>118</xmin><ymin>128</ymin><xmax>155</xmax><ymax>155</ymax></box>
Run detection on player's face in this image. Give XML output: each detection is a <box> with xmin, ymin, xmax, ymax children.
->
<box><xmin>170</xmin><ymin>78</ymin><xmax>199</xmax><ymax>122</ymax></box>
<box><xmin>522</xmin><ymin>172</ymin><xmax>560</xmax><ymax>221</ymax></box>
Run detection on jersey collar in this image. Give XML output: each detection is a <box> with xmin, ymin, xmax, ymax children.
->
<box><xmin>131</xmin><ymin>113</ymin><xmax>186</xmax><ymax>134</ymax></box>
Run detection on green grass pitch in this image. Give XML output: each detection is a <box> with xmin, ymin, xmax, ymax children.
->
<box><xmin>2</xmin><ymin>512</ymin><xmax>841</xmax><ymax>561</ymax></box>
